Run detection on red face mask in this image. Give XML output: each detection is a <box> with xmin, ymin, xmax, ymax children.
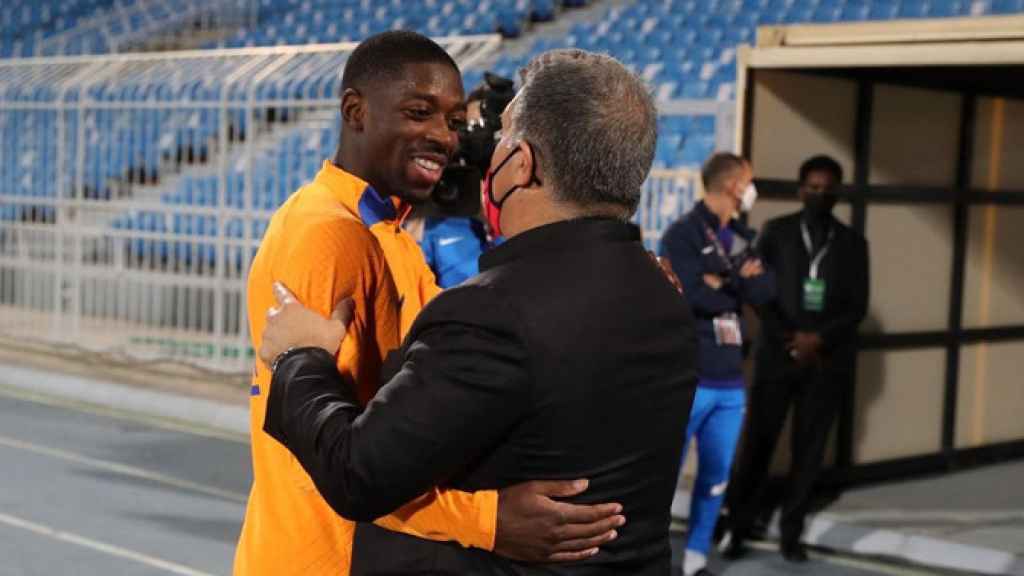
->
<box><xmin>482</xmin><ymin>146</ymin><xmax>541</xmax><ymax>238</ymax></box>
<box><xmin>481</xmin><ymin>171</ymin><xmax>504</xmax><ymax>238</ymax></box>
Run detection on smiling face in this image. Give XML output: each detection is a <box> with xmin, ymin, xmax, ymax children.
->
<box><xmin>356</xmin><ymin>61</ymin><xmax>467</xmax><ymax>203</ymax></box>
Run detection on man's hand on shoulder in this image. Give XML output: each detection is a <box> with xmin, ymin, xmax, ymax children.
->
<box><xmin>494</xmin><ymin>479</ymin><xmax>625</xmax><ymax>563</ymax></box>
<box><xmin>259</xmin><ymin>282</ymin><xmax>354</xmax><ymax>369</ymax></box>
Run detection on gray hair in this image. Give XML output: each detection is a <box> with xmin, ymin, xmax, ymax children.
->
<box><xmin>508</xmin><ymin>49</ymin><xmax>657</xmax><ymax>217</ymax></box>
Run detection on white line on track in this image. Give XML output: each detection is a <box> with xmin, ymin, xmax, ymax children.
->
<box><xmin>0</xmin><ymin>434</ymin><xmax>247</xmax><ymax>503</ymax></box>
<box><xmin>745</xmin><ymin>540</ymin><xmax>949</xmax><ymax>576</ymax></box>
<box><xmin>0</xmin><ymin>382</ymin><xmax>248</xmax><ymax>444</ymax></box>
<box><xmin>0</xmin><ymin>511</ymin><xmax>217</xmax><ymax>576</ymax></box>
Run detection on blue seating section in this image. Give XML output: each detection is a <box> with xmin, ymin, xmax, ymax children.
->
<box><xmin>1</xmin><ymin>81</ymin><xmax>226</xmax><ymax>204</ymax></box>
<box><xmin>214</xmin><ymin>0</ymin><xmax>567</xmax><ymax>48</ymax></box>
<box><xmin>155</xmin><ymin>123</ymin><xmax>333</xmax><ymax>213</ymax></box>
<box><xmin>2</xmin><ymin>0</ymin><xmax>230</xmax><ymax>58</ymax></box>
<box><xmin>108</xmin><ymin>119</ymin><xmax>334</xmax><ymax>269</ymax></box>
<box><xmin>1</xmin><ymin>0</ymin><xmax>568</xmax><ymax>58</ymax></box>
<box><xmin>653</xmin><ymin>115</ymin><xmax>718</xmax><ymax>170</ymax></box>
<box><xmin>487</xmin><ymin>0</ymin><xmax>1014</xmax><ymax>105</ymax></box>
<box><xmin>480</xmin><ymin>0</ymin><xmax>1024</xmax><ymax>168</ymax></box>
<box><xmin>1</xmin><ymin>0</ymin><xmax>117</xmax><ymax>58</ymax></box>
<box><xmin>6</xmin><ymin>0</ymin><xmax>1024</xmax><ymax>271</ymax></box>
<box><xmin>48</xmin><ymin>0</ymin><xmax>226</xmax><ymax>57</ymax></box>
<box><xmin>109</xmin><ymin>208</ymin><xmax>271</xmax><ymax>270</ymax></box>
<box><xmin>0</xmin><ymin>45</ymin><xmax>353</xmax><ymax>206</ymax></box>
<box><xmin>1</xmin><ymin>111</ymin><xmax>57</xmax><ymax>202</ymax></box>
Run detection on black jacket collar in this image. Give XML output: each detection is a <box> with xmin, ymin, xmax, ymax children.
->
<box><xmin>695</xmin><ymin>200</ymin><xmax>756</xmax><ymax>241</ymax></box>
<box><xmin>801</xmin><ymin>210</ymin><xmax>838</xmax><ymax>236</ymax></box>
<box><xmin>480</xmin><ymin>217</ymin><xmax>640</xmax><ymax>272</ymax></box>
<box><xmin>695</xmin><ymin>200</ymin><xmax>723</xmax><ymax>231</ymax></box>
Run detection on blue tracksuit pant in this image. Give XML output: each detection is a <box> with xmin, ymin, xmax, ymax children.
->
<box><xmin>682</xmin><ymin>384</ymin><xmax>746</xmax><ymax>555</ymax></box>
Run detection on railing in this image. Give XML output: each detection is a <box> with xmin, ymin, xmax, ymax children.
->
<box><xmin>637</xmin><ymin>168</ymin><xmax>703</xmax><ymax>252</ymax></box>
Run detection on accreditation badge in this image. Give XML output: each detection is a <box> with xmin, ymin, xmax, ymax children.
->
<box><xmin>713</xmin><ymin>313</ymin><xmax>743</xmax><ymax>347</ymax></box>
<box><xmin>803</xmin><ymin>277</ymin><xmax>826</xmax><ymax>312</ymax></box>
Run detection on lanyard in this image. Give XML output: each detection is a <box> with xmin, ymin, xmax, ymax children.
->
<box><xmin>702</xmin><ymin>222</ymin><xmax>734</xmax><ymax>273</ymax></box>
<box><xmin>801</xmin><ymin>220</ymin><xmax>834</xmax><ymax>280</ymax></box>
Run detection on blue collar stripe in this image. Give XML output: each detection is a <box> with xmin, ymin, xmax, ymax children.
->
<box><xmin>358</xmin><ymin>185</ymin><xmax>397</xmax><ymax>226</ymax></box>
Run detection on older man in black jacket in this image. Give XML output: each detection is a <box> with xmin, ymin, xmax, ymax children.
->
<box><xmin>257</xmin><ymin>49</ymin><xmax>698</xmax><ymax>575</ymax></box>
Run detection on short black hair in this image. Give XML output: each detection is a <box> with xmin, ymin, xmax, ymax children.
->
<box><xmin>799</xmin><ymin>155</ymin><xmax>844</xmax><ymax>184</ymax></box>
<box><xmin>701</xmin><ymin>152</ymin><xmax>746</xmax><ymax>193</ymax></box>
<box><xmin>341</xmin><ymin>31</ymin><xmax>460</xmax><ymax>94</ymax></box>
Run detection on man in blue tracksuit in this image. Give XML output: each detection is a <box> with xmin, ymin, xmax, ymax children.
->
<box><xmin>660</xmin><ymin>153</ymin><xmax>776</xmax><ymax>576</ymax></box>
<box><xmin>420</xmin><ymin>215</ymin><xmax>491</xmax><ymax>288</ymax></box>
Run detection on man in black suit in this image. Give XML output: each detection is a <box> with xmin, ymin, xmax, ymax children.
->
<box><xmin>256</xmin><ymin>49</ymin><xmax>699</xmax><ymax>575</ymax></box>
<box><xmin>724</xmin><ymin>155</ymin><xmax>869</xmax><ymax>562</ymax></box>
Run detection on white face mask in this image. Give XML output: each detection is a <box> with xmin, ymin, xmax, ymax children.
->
<box><xmin>740</xmin><ymin>182</ymin><xmax>758</xmax><ymax>212</ymax></box>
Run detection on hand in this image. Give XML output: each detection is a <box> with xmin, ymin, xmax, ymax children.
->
<box><xmin>738</xmin><ymin>258</ymin><xmax>764</xmax><ymax>279</ymax></box>
<box><xmin>647</xmin><ymin>252</ymin><xmax>683</xmax><ymax>294</ymax></box>
<box><xmin>703</xmin><ymin>273</ymin><xmax>724</xmax><ymax>290</ymax></box>
<box><xmin>493</xmin><ymin>479</ymin><xmax>626</xmax><ymax>563</ymax></box>
<box><xmin>259</xmin><ymin>282</ymin><xmax>355</xmax><ymax>369</ymax></box>
<box><xmin>786</xmin><ymin>331</ymin><xmax>823</xmax><ymax>364</ymax></box>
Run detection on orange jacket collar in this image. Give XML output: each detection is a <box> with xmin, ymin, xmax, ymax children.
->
<box><xmin>315</xmin><ymin>160</ymin><xmax>412</xmax><ymax>229</ymax></box>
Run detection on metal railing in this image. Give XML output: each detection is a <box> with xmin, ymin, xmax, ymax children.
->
<box><xmin>637</xmin><ymin>168</ymin><xmax>703</xmax><ymax>252</ymax></box>
<box><xmin>0</xmin><ymin>37</ymin><xmax>723</xmax><ymax>375</ymax></box>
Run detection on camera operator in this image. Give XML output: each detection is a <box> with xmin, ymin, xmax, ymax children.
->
<box><xmin>659</xmin><ymin>152</ymin><xmax>776</xmax><ymax>576</ymax></box>
<box><xmin>418</xmin><ymin>74</ymin><xmax>514</xmax><ymax>287</ymax></box>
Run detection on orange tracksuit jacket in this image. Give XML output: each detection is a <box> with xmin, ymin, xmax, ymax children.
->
<box><xmin>234</xmin><ymin>161</ymin><xmax>497</xmax><ymax>575</ymax></box>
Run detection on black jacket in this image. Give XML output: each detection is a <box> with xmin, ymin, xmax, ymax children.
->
<box><xmin>265</xmin><ymin>217</ymin><xmax>699</xmax><ymax>575</ymax></box>
<box><xmin>755</xmin><ymin>211</ymin><xmax>869</xmax><ymax>377</ymax></box>
<box><xmin>659</xmin><ymin>201</ymin><xmax>777</xmax><ymax>381</ymax></box>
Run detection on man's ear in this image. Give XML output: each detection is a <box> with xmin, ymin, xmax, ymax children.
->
<box><xmin>341</xmin><ymin>88</ymin><xmax>365</xmax><ymax>133</ymax></box>
<box><xmin>514</xmin><ymin>141</ymin><xmax>540</xmax><ymax>188</ymax></box>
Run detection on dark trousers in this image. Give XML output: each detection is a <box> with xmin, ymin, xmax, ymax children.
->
<box><xmin>727</xmin><ymin>359</ymin><xmax>842</xmax><ymax>546</ymax></box>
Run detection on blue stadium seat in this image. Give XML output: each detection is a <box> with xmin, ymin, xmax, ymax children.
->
<box><xmin>533</xmin><ymin>0</ymin><xmax>559</xmax><ymax>21</ymax></box>
<box><xmin>898</xmin><ymin>2</ymin><xmax>931</xmax><ymax>18</ymax></box>
<box><xmin>868</xmin><ymin>2</ymin><xmax>900</xmax><ymax>18</ymax></box>
<box><xmin>990</xmin><ymin>0</ymin><xmax>1024</xmax><ymax>12</ymax></box>
<box><xmin>841</xmin><ymin>3</ymin><xmax>871</xmax><ymax>20</ymax></box>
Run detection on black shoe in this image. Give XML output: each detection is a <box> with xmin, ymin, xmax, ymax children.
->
<box><xmin>749</xmin><ymin>516</ymin><xmax>769</xmax><ymax>540</ymax></box>
<box><xmin>781</xmin><ymin>541</ymin><xmax>809</xmax><ymax>563</ymax></box>
<box><xmin>720</xmin><ymin>533</ymin><xmax>749</xmax><ymax>560</ymax></box>
<box><xmin>693</xmin><ymin>569</ymin><xmax>716</xmax><ymax>576</ymax></box>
